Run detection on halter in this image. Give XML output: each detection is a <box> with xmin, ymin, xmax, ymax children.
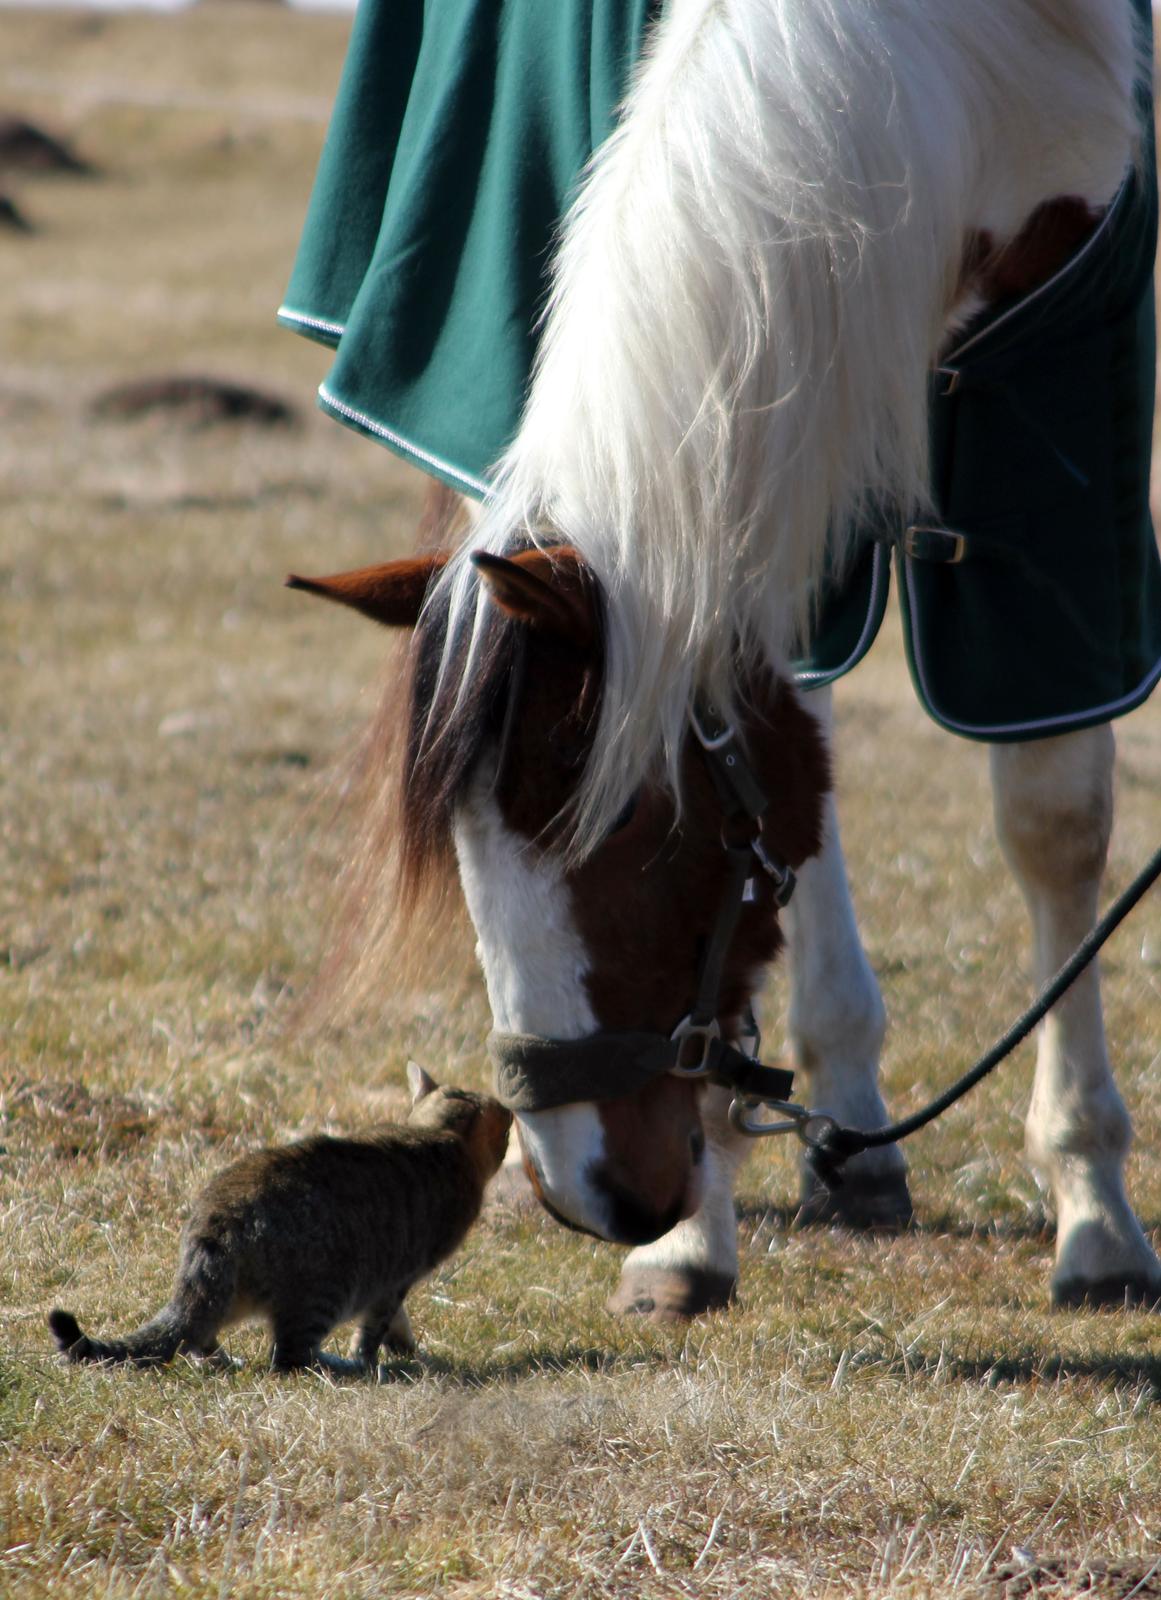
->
<box><xmin>486</xmin><ymin>672</ymin><xmax>1161</xmax><ymax>1180</ymax></box>
<box><xmin>488</xmin><ymin>698</ymin><xmax>810</xmax><ymax>1133</ymax></box>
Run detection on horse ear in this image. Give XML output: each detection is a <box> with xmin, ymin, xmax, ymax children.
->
<box><xmin>285</xmin><ymin>553</ymin><xmax>449</xmax><ymax>629</ymax></box>
<box><xmin>471</xmin><ymin>547</ymin><xmax>595</xmax><ymax>651</ymax></box>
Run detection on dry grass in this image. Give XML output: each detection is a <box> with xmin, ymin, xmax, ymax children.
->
<box><xmin>2</xmin><ymin>7</ymin><xmax>1161</xmax><ymax>1597</ymax></box>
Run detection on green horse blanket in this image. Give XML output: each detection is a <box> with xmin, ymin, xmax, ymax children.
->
<box><xmin>281</xmin><ymin>0</ymin><xmax>1161</xmax><ymax>739</ymax></box>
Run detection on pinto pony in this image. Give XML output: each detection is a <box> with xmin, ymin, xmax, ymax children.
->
<box><xmin>292</xmin><ymin>0</ymin><xmax>1161</xmax><ymax>1316</ymax></box>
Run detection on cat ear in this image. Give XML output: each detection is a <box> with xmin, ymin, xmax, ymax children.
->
<box><xmin>406</xmin><ymin>1060</ymin><xmax>438</xmax><ymax>1104</ymax></box>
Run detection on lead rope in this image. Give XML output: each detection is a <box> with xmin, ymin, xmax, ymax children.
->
<box><xmin>755</xmin><ymin>843</ymin><xmax>1161</xmax><ymax>1188</ymax></box>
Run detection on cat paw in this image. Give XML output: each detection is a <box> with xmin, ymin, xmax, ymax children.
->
<box><xmin>384</xmin><ymin>1306</ymin><xmax>417</xmax><ymax>1354</ymax></box>
<box><xmin>184</xmin><ymin>1346</ymin><xmax>241</xmax><ymax>1372</ymax></box>
<box><xmin>312</xmin><ymin>1352</ymin><xmax>368</xmax><ymax>1379</ymax></box>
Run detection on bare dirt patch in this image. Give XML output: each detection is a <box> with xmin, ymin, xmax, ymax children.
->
<box><xmin>0</xmin><ymin>191</ymin><xmax>33</xmax><ymax>231</ymax></box>
<box><xmin>0</xmin><ymin>113</ymin><xmax>92</xmax><ymax>174</ymax></box>
<box><xmin>90</xmin><ymin>374</ymin><xmax>298</xmax><ymax>427</ymax></box>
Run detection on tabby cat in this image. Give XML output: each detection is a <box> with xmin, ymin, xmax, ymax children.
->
<box><xmin>48</xmin><ymin>1065</ymin><xmax>511</xmax><ymax>1373</ymax></box>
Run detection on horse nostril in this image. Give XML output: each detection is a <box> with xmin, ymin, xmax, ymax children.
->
<box><xmin>690</xmin><ymin>1126</ymin><xmax>706</xmax><ymax>1165</ymax></box>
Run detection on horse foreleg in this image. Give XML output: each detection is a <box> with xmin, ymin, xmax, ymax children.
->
<box><xmin>786</xmin><ymin>687</ymin><xmax>913</xmax><ymax>1227</ymax></box>
<box><xmin>608</xmin><ymin>1086</ymin><xmax>748</xmax><ymax>1320</ymax></box>
<box><xmin>991</xmin><ymin>725</ymin><xmax>1161</xmax><ymax>1308</ymax></box>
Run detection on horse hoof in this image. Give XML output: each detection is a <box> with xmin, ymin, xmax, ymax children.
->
<box><xmin>607</xmin><ymin>1266</ymin><xmax>736</xmax><ymax>1322</ymax></box>
<box><xmin>796</xmin><ymin>1168</ymin><xmax>914</xmax><ymax>1231</ymax></box>
<box><xmin>1051</xmin><ymin>1273</ymin><xmax>1161</xmax><ymax>1311</ymax></box>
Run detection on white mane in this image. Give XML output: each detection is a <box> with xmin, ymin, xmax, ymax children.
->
<box><xmin>437</xmin><ymin>0</ymin><xmax>1141</xmax><ymax>853</ymax></box>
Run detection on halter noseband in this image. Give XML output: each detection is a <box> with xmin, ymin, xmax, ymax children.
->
<box><xmin>488</xmin><ymin>700</ymin><xmax>802</xmax><ymax>1128</ymax></box>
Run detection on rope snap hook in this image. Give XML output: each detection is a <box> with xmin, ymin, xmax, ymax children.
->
<box><xmin>727</xmin><ymin>1095</ymin><xmax>839</xmax><ymax>1147</ymax></box>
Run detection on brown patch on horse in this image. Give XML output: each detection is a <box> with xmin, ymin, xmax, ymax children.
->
<box><xmin>569</xmin><ymin>675</ymin><xmax>827</xmax><ymax>1039</ymax></box>
<box><xmin>571</xmin><ymin>676</ymin><xmax>827</xmax><ymax>1229</ymax></box>
<box><xmin>400</xmin><ymin>545</ymin><xmax>601</xmax><ymax>895</ymax></box>
<box><xmin>961</xmin><ymin>196</ymin><xmax>1101</xmax><ymax>306</ymax></box>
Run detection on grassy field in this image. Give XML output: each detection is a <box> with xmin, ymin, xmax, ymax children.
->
<box><xmin>3</xmin><ymin>7</ymin><xmax>1161</xmax><ymax>1596</ymax></box>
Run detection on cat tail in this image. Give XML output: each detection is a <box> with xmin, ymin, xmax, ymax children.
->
<box><xmin>49</xmin><ymin>1230</ymin><xmax>238</xmax><ymax>1368</ymax></box>
<box><xmin>48</xmin><ymin>1304</ymin><xmax>186</xmax><ymax>1367</ymax></box>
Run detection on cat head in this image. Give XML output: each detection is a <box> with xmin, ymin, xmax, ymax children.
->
<box><xmin>406</xmin><ymin>1062</ymin><xmax>512</xmax><ymax>1182</ymax></box>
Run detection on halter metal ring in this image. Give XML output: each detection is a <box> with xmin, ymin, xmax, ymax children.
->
<box><xmin>689</xmin><ymin>703</ymin><xmax>735</xmax><ymax>752</ymax></box>
<box><xmin>749</xmin><ymin>831</ymin><xmax>797</xmax><ymax>908</ymax></box>
<box><xmin>669</xmin><ymin>1014</ymin><xmax>720</xmax><ymax>1077</ymax></box>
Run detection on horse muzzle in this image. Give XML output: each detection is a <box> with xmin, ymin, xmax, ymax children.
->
<box><xmin>514</xmin><ymin>1076</ymin><xmax>706</xmax><ymax>1245</ymax></box>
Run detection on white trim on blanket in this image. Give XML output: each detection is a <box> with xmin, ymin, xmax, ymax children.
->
<box><xmin>318</xmin><ymin>383</ymin><xmax>492</xmax><ymax>498</ymax></box>
<box><xmin>901</xmin><ymin>553</ymin><xmax>1161</xmax><ymax>738</ymax></box>
<box><xmin>794</xmin><ymin>543</ymin><xmax>891</xmax><ymax>690</ymax></box>
<box><xmin>278</xmin><ymin>304</ymin><xmax>347</xmax><ymax>340</ymax></box>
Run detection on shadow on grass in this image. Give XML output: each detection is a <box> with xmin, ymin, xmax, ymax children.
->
<box><xmin>374</xmin><ymin>1341</ymin><xmax>667</xmax><ymax>1388</ymax></box>
<box><xmin>850</xmin><ymin>1346</ymin><xmax>1161</xmax><ymax>1393</ymax></box>
<box><xmin>950</xmin><ymin>1352</ymin><xmax>1161</xmax><ymax>1389</ymax></box>
<box><xmin>738</xmin><ymin>1198</ymin><xmax>1161</xmax><ymax>1244</ymax></box>
<box><xmin>982</xmin><ymin>1554</ymin><xmax>1161</xmax><ymax>1600</ymax></box>
<box><xmin>736</xmin><ymin>1199</ymin><xmax>1059</xmax><ymax>1241</ymax></box>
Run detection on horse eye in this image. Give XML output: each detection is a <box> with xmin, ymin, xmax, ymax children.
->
<box><xmin>605</xmin><ymin>793</ymin><xmax>638</xmax><ymax>838</ymax></box>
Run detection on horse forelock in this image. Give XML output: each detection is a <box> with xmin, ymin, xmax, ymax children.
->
<box><xmin>398</xmin><ymin>574</ymin><xmax>520</xmax><ymax>900</ymax></box>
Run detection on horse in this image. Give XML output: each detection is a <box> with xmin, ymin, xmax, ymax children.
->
<box><xmin>289</xmin><ymin>0</ymin><xmax>1161</xmax><ymax>1318</ymax></box>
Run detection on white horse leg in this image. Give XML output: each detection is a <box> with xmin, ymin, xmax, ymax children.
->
<box><xmin>991</xmin><ymin>725</ymin><xmax>1161</xmax><ymax>1307</ymax></box>
<box><xmin>608</xmin><ymin>1086</ymin><xmax>749</xmax><ymax>1320</ymax></box>
<box><xmin>787</xmin><ymin>686</ymin><xmax>913</xmax><ymax>1227</ymax></box>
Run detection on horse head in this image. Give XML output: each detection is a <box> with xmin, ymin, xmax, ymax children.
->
<box><xmin>289</xmin><ymin>544</ymin><xmax>828</xmax><ymax>1245</ymax></box>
